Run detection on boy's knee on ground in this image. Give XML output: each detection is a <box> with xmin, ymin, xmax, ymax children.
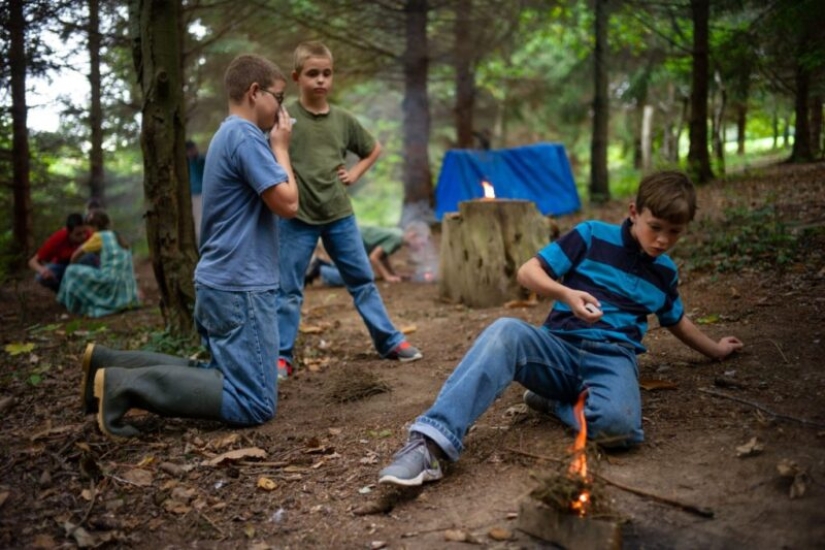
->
<box><xmin>585</xmin><ymin>402</ymin><xmax>642</xmax><ymax>447</ymax></box>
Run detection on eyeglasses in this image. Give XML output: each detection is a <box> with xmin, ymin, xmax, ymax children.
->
<box><xmin>260</xmin><ymin>88</ymin><xmax>285</xmax><ymax>105</ymax></box>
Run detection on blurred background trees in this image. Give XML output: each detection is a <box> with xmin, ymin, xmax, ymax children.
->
<box><xmin>1</xmin><ymin>0</ymin><xmax>823</xmax><ymax>335</ymax></box>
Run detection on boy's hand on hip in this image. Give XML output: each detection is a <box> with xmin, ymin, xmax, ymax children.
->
<box><xmin>336</xmin><ymin>165</ymin><xmax>353</xmax><ymax>186</ymax></box>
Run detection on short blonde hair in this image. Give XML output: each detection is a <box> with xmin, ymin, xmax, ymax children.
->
<box><xmin>224</xmin><ymin>54</ymin><xmax>285</xmax><ymax>103</ymax></box>
<box><xmin>293</xmin><ymin>41</ymin><xmax>333</xmax><ymax>74</ymax></box>
<box><xmin>635</xmin><ymin>171</ymin><xmax>697</xmax><ymax>224</ymax></box>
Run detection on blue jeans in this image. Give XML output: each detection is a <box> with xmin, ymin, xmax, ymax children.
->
<box><xmin>277</xmin><ymin>215</ymin><xmax>403</xmax><ymax>361</ymax></box>
<box><xmin>37</xmin><ymin>254</ymin><xmax>99</xmax><ymax>292</ymax></box>
<box><xmin>194</xmin><ymin>284</ymin><xmax>279</xmax><ymax>425</ymax></box>
<box><xmin>319</xmin><ymin>264</ymin><xmax>345</xmax><ymax>287</ymax></box>
<box><xmin>410</xmin><ymin>317</ymin><xmax>643</xmax><ymax>461</ymax></box>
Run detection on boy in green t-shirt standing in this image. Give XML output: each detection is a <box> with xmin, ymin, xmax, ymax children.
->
<box><xmin>277</xmin><ymin>41</ymin><xmax>422</xmax><ymax>379</ymax></box>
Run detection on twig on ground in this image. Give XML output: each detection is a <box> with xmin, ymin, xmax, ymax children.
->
<box><xmin>79</xmin><ymin>479</ymin><xmax>96</xmax><ymax>526</ymax></box>
<box><xmin>195</xmin><ymin>508</ymin><xmax>225</xmax><ymax>537</ymax></box>
<box><xmin>698</xmin><ymin>388</ymin><xmax>825</xmax><ymax>429</ymax></box>
<box><xmin>505</xmin><ymin>447</ymin><xmax>714</xmax><ymax>519</ymax></box>
<box><xmin>767</xmin><ymin>339</ymin><xmax>789</xmax><ymax>364</ymax></box>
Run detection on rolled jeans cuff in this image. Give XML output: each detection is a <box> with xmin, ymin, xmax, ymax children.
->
<box><xmin>410</xmin><ymin>417</ymin><xmax>462</xmax><ymax>462</ymax></box>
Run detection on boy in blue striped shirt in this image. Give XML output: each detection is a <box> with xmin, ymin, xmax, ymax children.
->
<box><xmin>379</xmin><ymin>171</ymin><xmax>743</xmax><ymax>487</ymax></box>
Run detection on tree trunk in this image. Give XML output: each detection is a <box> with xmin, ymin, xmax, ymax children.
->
<box><xmin>711</xmin><ymin>70</ymin><xmax>726</xmax><ymax>174</ymax></box>
<box><xmin>641</xmin><ymin>105</ymin><xmax>654</xmax><ymax>172</ymax></box>
<box><xmin>438</xmin><ymin>200</ymin><xmax>546</xmax><ymax>308</ymax></box>
<box><xmin>811</xmin><ymin>94</ymin><xmax>823</xmax><ymax>159</ymax></box>
<box><xmin>789</xmin><ymin>62</ymin><xmax>812</xmax><ymax>162</ymax></box>
<box><xmin>453</xmin><ymin>0</ymin><xmax>474</xmax><ymax>149</ymax></box>
<box><xmin>687</xmin><ymin>0</ymin><xmax>713</xmax><ymax>183</ymax></box>
<box><xmin>88</xmin><ymin>0</ymin><xmax>105</xmax><ymax>202</ymax></box>
<box><xmin>589</xmin><ymin>0</ymin><xmax>609</xmax><ymax>202</ymax></box>
<box><xmin>736</xmin><ymin>102</ymin><xmax>747</xmax><ymax>155</ymax></box>
<box><xmin>400</xmin><ymin>0</ymin><xmax>434</xmax><ymax>226</ymax></box>
<box><xmin>9</xmin><ymin>0</ymin><xmax>33</xmax><ymax>267</ymax></box>
<box><xmin>129</xmin><ymin>0</ymin><xmax>198</xmax><ymax>338</ymax></box>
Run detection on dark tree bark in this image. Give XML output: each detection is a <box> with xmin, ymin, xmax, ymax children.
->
<box><xmin>589</xmin><ymin>0</ymin><xmax>609</xmax><ymax>202</ymax></box>
<box><xmin>711</xmin><ymin>70</ymin><xmax>726</xmax><ymax>173</ymax></box>
<box><xmin>88</xmin><ymin>0</ymin><xmax>105</xmax><ymax>202</ymax></box>
<box><xmin>129</xmin><ymin>0</ymin><xmax>198</xmax><ymax>338</ymax></box>
<box><xmin>9</xmin><ymin>0</ymin><xmax>33</xmax><ymax>266</ymax></box>
<box><xmin>811</xmin><ymin>94</ymin><xmax>823</xmax><ymax>158</ymax></box>
<box><xmin>735</xmin><ymin>102</ymin><xmax>747</xmax><ymax>155</ymax></box>
<box><xmin>400</xmin><ymin>0</ymin><xmax>434</xmax><ymax>225</ymax></box>
<box><xmin>789</xmin><ymin>62</ymin><xmax>812</xmax><ymax>162</ymax></box>
<box><xmin>453</xmin><ymin>0</ymin><xmax>474</xmax><ymax>149</ymax></box>
<box><xmin>687</xmin><ymin>0</ymin><xmax>713</xmax><ymax>183</ymax></box>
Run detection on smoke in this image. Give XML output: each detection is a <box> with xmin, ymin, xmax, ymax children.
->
<box><xmin>404</xmin><ymin>221</ymin><xmax>439</xmax><ymax>283</ymax></box>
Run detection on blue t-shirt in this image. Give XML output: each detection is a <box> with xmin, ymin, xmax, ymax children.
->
<box><xmin>194</xmin><ymin>116</ymin><xmax>288</xmax><ymax>291</ymax></box>
<box><xmin>537</xmin><ymin>218</ymin><xmax>684</xmax><ymax>353</ymax></box>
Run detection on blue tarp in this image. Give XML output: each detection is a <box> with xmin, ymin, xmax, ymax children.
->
<box><xmin>434</xmin><ymin>142</ymin><xmax>581</xmax><ymax>220</ymax></box>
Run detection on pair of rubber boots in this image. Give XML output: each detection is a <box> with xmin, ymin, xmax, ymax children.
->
<box><xmin>81</xmin><ymin>343</ymin><xmax>224</xmax><ymax>440</ymax></box>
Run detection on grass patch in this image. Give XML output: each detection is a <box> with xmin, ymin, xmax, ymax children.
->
<box><xmin>674</xmin><ymin>204</ymin><xmax>799</xmax><ymax>273</ymax></box>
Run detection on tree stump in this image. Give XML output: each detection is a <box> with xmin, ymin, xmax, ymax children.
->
<box><xmin>438</xmin><ymin>199</ymin><xmax>548</xmax><ymax>308</ymax></box>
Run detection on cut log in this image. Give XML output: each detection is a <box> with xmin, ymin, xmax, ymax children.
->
<box><xmin>517</xmin><ymin>499</ymin><xmax>622</xmax><ymax>549</ymax></box>
<box><xmin>438</xmin><ymin>199</ymin><xmax>548</xmax><ymax>308</ymax></box>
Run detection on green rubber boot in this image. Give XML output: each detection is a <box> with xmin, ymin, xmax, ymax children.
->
<box><xmin>81</xmin><ymin>343</ymin><xmax>197</xmax><ymax>414</ymax></box>
<box><xmin>93</xmin><ymin>365</ymin><xmax>224</xmax><ymax>440</ymax></box>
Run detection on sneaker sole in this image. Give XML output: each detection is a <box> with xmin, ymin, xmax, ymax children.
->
<box><xmin>378</xmin><ymin>469</ymin><xmax>442</xmax><ymax>487</ymax></box>
<box><xmin>392</xmin><ymin>352</ymin><xmax>423</xmax><ymax>363</ymax></box>
<box><xmin>80</xmin><ymin>343</ymin><xmax>96</xmax><ymax>414</ymax></box>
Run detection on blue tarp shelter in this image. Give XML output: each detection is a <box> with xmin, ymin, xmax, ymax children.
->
<box><xmin>434</xmin><ymin>142</ymin><xmax>580</xmax><ymax>220</ymax></box>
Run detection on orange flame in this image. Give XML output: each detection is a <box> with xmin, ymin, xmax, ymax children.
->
<box><xmin>481</xmin><ymin>179</ymin><xmax>496</xmax><ymax>200</ymax></box>
<box><xmin>568</xmin><ymin>391</ymin><xmax>591</xmax><ymax>516</ymax></box>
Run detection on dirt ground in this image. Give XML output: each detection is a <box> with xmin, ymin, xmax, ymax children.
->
<box><xmin>1</xmin><ymin>163</ymin><xmax>824</xmax><ymax>550</ymax></box>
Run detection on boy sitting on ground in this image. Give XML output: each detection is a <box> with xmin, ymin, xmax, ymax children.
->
<box><xmin>378</xmin><ymin>170</ymin><xmax>744</xmax><ymax>486</ymax></box>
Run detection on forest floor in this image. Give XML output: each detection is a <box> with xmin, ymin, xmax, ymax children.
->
<box><xmin>1</xmin><ymin>162</ymin><xmax>824</xmax><ymax>550</ymax></box>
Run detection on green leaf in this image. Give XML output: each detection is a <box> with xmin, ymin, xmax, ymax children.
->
<box><xmin>28</xmin><ymin>373</ymin><xmax>43</xmax><ymax>386</ymax></box>
<box><xmin>5</xmin><ymin>342</ymin><xmax>36</xmax><ymax>356</ymax></box>
<box><xmin>697</xmin><ymin>313</ymin><xmax>721</xmax><ymax>325</ymax></box>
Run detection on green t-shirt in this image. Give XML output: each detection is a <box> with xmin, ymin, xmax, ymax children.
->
<box><xmin>360</xmin><ymin>226</ymin><xmax>404</xmax><ymax>256</ymax></box>
<box><xmin>288</xmin><ymin>101</ymin><xmax>377</xmax><ymax>224</ymax></box>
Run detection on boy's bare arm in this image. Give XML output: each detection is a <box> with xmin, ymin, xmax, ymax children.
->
<box><xmin>262</xmin><ymin>107</ymin><xmax>299</xmax><ymax>218</ymax></box>
<box><xmin>369</xmin><ymin>246</ymin><xmax>400</xmax><ymax>283</ymax></box>
<box><xmin>338</xmin><ymin>141</ymin><xmax>382</xmax><ymax>186</ymax></box>
<box><xmin>517</xmin><ymin>258</ymin><xmax>602</xmax><ymax>322</ymax></box>
<box><xmin>666</xmin><ymin>315</ymin><xmax>743</xmax><ymax>360</ymax></box>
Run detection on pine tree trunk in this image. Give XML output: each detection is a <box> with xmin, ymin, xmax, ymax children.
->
<box><xmin>453</xmin><ymin>0</ymin><xmax>475</xmax><ymax>149</ymax></box>
<box><xmin>88</xmin><ymin>0</ymin><xmax>105</xmax><ymax>202</ymax></box>
<box><xmin>400</xmin><ymin>0</ymin><xmax>434</xmax><ymax>225</ymax></box>
<box><xmin>438</xmin><ymin>200</ymin><xmax>547</xmax><ymax>308</ymax></box>
<box><xmin>9</xmin><ymin>0</ymin><xmax>33</xmax><ymax>267</ymax></box>
<box><xmin>130</xmin><ymin>0</ymin><xmax>198</xmax><ymax>338</ymax></box>
<box><xmin>687</xmin><ymin>0</ymin><xmax>714</xmax><ymax>183</ymax></box>
<box><xmin>589</xmin><ymin>0</ymin><xmax>610</xmax><ymax>202</ymax></box>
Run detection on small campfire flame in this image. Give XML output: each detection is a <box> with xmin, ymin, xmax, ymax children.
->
<box><xmin>481</xmin><ymin>179</ymin><xmax>496</xmax><ymax>200</ymax></box>
<box><xmin>568</xmin><ymin>391</ymin><xmax>591</xmax><ymax>516</ymax></box>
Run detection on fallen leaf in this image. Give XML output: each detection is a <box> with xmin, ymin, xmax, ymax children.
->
<box><xmin>696</xmin><ymin>313</ymin><xmax>721</xmax><ymax>325</ymax></box>
<box><xmin>736</xmin><ymin>437</ymin><xmax>764</xmax><ymax>457</ymax></box>
<box><xmin>444</xmin><ymin>529</ymin><xmax>468</xmax><ymax>542</ymax></box>
<box><xmin>30</xmin><ymin>424</ymin><xmax>81</xmax><ymax>442</ymax></box>
<box><xmin>0</xmin><ymin>397</ymin><xmax>16</xmax><ymax>415</ymax></box>
<box><xmin>400</xmin><ymin>324</ymin><xmax>418</xmax><ymax>334</ymax></box>
<box><xmin>31</xmin><ymin>534</ymin><xmax>56</xmax><ymax>549</ymax></box>
<box><xmin>776</xmin><ymin>458</ymin><xmax>799</xmax><ymax>478</ymax></box>
<box><xmin>120</xmin><ymin>468</ymin><xmax>153</xmax><ymax>486</ymax></box>
<box><xmin>212</xmin><ymin>433</ymin><xmax>240</xmax><ymax>449</ymax></box>
<box><xmin>370</xmin><ymin>542</ymin><xmax>387</xmax><ymax>549</ymax></box>
<box><xmin>137</xmin><ymin>456</ymin><xmax>155</xmax><ymax>468</ymax></box>
<box><xmin>299</xmin><ymin>324</ymin><xmax>325</xmax><ymax>334</ymax></box>
<box><xmin>0</xmin><ymin>491</ymin><xmax>9</xmax><ymax>508</ymax></box>
<box><xmin>504</xmin><ymin>297</ymin><xmax>538</xmax><ymax>308</ymax></box>
<box><xmin>488</xmin><ymin>527</ymin><xmax>512</xmax><ymax>541</ymax></box>
<box><xmin>257</xmin><ymin>477</ymin><xmax>278</xmax><ymax>491</ymax></box>
<box><xmin>4</xmin><ymin>342</ymin><xmax>35</xmax><ymax>355</ymax></box>
<box><xmin>639</xmin><ymin>378</ymin><xmax>679</xmax><ymax>391</ymax></box>
<box><xmin>203</xmin><ymin>447</ymin><xmax>267</xmax><ymax>466</ymax></box>
<box><xmin>163</xmin><ymin>499</ymin><xmax>191</xmax><ymax>515</ymax></box>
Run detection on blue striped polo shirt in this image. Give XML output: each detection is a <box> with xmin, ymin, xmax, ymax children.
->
<box><xmin>536</xmin><ymin>218</ymin><xmax>684</xmax><ymax>353</ymax></box>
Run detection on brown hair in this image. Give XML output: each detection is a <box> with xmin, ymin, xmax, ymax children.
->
<box><xmin>86</xmin><ymin>210</ymin><xmax>130</xmax><ymax>250</ymax></box>
<box><xmin>293</xmin><ymin>41</ymin><xmax>333</xmax><ymax>74</ymax></box>
<box><xmin>635</xmin><ymin>171</ymin><xmax>697</xmax><ymax>224</ymax></box>
<box><xmin>224</xmin><ymin>54</ymin><xmax>286</xmax><ymax>103</ymax></box>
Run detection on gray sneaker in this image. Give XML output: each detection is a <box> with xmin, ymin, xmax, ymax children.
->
<box><xmin>378</xmin><ymin>434</ymin><xmax>444</xmax><ymax>486</ymax></box>
<box><xmin>523</xmin><ymin>390</ymin><xmax>556</xmax><ymax>415</ymax></box>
